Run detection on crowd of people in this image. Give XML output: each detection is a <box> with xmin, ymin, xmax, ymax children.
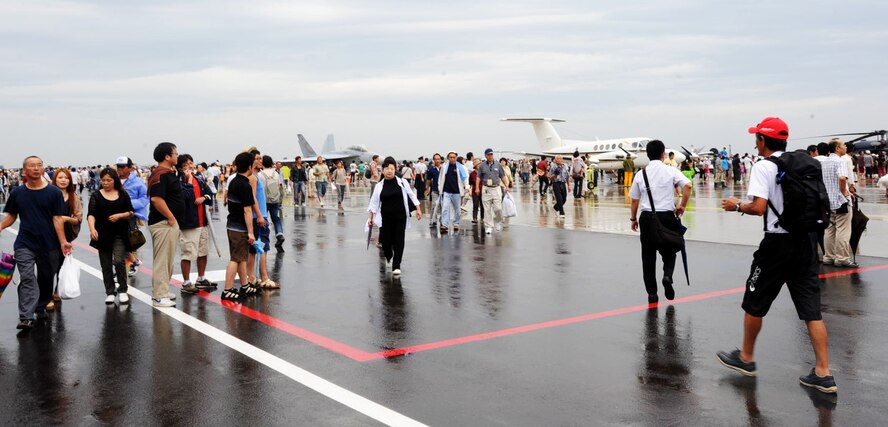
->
<box><xmin>3</xmin><ymin>116</ymin><xmax>887</xmax><ymax>396</ymax></box>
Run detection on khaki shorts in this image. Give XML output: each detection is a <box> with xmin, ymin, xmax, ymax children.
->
<box><xmin>179</xmin><ymin>227</ymin><xmax>209</xmax><ymax>261</ymax></box>
<box><xmin>227</xmin><ymin>229</ymin><xmax>249</xmax><ymax>263</ymax></box>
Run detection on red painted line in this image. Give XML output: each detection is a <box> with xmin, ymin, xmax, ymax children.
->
<box><xmin>363</xmin><ymin>265</ymin><xmax>888</xmax><ymax>360</ymax></box>
<box><xmin>69</xmin><ymin>239</ymin><xmax>888</xmax><ymax>362</ymax></box>
<box><xmin>72</xmin><ymin>241</ymin><xmax>377</xmax><ymax>362</ymax></box>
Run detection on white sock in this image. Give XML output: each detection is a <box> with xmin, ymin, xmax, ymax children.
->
<box><xmin>197</xmin><ymin>276</ymin><xmax>205</xmax><ymax>281</ymax></box>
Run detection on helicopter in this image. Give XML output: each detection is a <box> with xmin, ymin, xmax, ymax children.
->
<box><xmin>797</xmin><ymin>130</ymin><xmax>887</xmax><ymax>153</ymax></box>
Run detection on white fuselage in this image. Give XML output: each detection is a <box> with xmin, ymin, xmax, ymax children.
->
<box><xmin>503</xmin><ymin>118</ymin><xmax>686</xmax><ymax>171</ymax></box>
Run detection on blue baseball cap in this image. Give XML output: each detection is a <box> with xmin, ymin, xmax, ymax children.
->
<box><xmin>484</xmin><ymin>148</ymin><xmax>494</xmax><ymax>155</ymax></box>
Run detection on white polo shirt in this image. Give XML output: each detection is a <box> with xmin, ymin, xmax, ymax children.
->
<box><xmin>629</xmin><ymin>160</ymin><xmax>691</xmax><ymax>213</ymax></box>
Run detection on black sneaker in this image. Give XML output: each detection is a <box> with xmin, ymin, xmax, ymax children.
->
<box><xmin>16</xmin><ymin>320</ymin><xmax>35</xmax><ymax>330</ymax></box>
<box><xmin>716</xmin><ymin>349</ymin><xmax>757</xmax><ymax>377</ymax></box>
<box><xmin>647</xmin><ymin>294</ymin><xmax>658</xmax><ymax>304</ymax></box>
<box><xmin>440</xmin><ymin>226</ymin><xmax>448</xmax><ymax>234</ymax></box>
<box><xmin>275</xmin><ymin>235</ymin><xmax>285</xmax><ymax>248</ymax></box>
<box><xmin>663</xmin><ymin>276</ymin><xmax>675</xmax><ymax>301</ymax></box>
<box><xmin>240</xmin><ymin>283</ymin><xmax>261</xmax><ymax>297</ymax></box>
<box><xmin>799</xmin><ymin>368</ymin><xmax>838</xmax><ymax>394</ymax></box>
<box><xmin>221</xmin><ymin>288</ymin><xmax>240</xmax><ymax>301</ymax></box>
<box><xmin>195</xmin><ymin>279</ymin><xmax>217</xmax><ymax>290</ymax></box>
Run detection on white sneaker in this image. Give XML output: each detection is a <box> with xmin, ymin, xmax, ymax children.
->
<box><xmin>392</xmin><ymin>269</ymin><xmax>401</xmax><ymax>276</ymax></box>
<box><xmin>385</xmin><ymin>258</ymin><xmax>392</xmax><ymax>269</ymax></box>
<box><xmin>105</xmin><ymin>295</ymin><xmax>116</xmax><ymax>305</ymax></box>
<box><xmin>152</xmin><ymin>297</ymin><xmax>176</xmax><ymax>308</ymax></box>
<box><xmin>320</xmin><ymin>201</ymin><xmax>325</xmax><ymax>207</ymax></box>
<box><xmin>119</xmin><ymin>293</ymin><xmax>130</xmax><ymax>304</ymax></box>
<box><xmin>167</xmin><ymin>291</ymin><xmax>177</xmax><ymax>300</ymax></box>
<box><xmin>495</xmin><ymin>224</ymin><xmax>502</xmax><ymax>232</ymax></box>
<box><xmin>486</xmin><ymin>228</ymin><xmax>492</xmax><ymax>234</ymax></box>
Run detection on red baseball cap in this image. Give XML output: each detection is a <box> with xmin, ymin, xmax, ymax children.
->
<box><xmin>748</xmin><ymin>117</ymin><xmax>789</xmax><ymax>140</ymax></box>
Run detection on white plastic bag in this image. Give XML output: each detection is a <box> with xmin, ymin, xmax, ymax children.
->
<box><xmin>503</xmin><ymin>192</ymin><xmax>517</xmax><ymax>218</ymax></box>
<box><xmin>57</xmin><ymin>255</ymin><xmax>81</xmax><ymax>299</ymax></box>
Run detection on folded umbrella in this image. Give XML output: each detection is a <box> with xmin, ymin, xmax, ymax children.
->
<box><xmin>850</xmin><ymin>195</ymin><xmax>869</xmax><ymax>262</ymax></box>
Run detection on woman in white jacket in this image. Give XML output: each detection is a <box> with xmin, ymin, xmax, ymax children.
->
<box><xmin>368</xmin><ymin>157</ymin><xmax>422</xmax><ymax>276</ymax></box>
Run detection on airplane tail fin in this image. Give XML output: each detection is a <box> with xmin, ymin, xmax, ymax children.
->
<box><xmin>298</xmin><ymin>134</ymin><xmax>318</xmax><ymax>158</ymax></box>
<box><xmin>322</xmin><ymin>134</ymin><xmax>336</xmax><ymax>154</ymax></box>
<box><xmin>501</xmin><ymin>118</ymin><xmax>565</xmax><ymax>152</ymax></box>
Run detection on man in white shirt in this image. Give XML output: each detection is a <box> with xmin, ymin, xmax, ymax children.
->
<box><xmin>822</xmin><ymin>140</ymin><xmax>854</xmax><ymax>267</ymax></box>
<box><xmin>629</xmin><ymin>140</ymin><xmax>691</xmax><ymax>304</ymax></box>
<box><xmin>718</xmin><ymin>117</ymin><xmax>836</xmax><ymax>394</ymax></box>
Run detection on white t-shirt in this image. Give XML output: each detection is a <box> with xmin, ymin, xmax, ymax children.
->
<box><xmin>629</xmin><ymin>160</ymin><xmax>691</xmax><ymax>212</ymax></box>
<box><xmin>747</xmin><ymin>152</ymin><xmax>787</xmax><ymax>234</ymax></box>
<box><xmin>878</xmin><ymin>174</ymin><xmax>888</xmax><ymax>191</ymax></box>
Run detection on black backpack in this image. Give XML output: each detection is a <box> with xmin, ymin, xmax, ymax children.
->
<box><xmin>764</xmin><ymin>151</ymin><xmax>830</xmax><ymax>234</ymax></box>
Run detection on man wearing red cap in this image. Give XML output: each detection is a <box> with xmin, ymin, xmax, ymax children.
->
<box><xmin>717</xmin><ymin>117</ymin><xmax>837</xmax><ymax>394</ymax></box>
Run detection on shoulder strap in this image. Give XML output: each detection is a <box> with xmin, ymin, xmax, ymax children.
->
<box><xmin>641</xmin><ymin>168</ymin><xmax>657</xmax><ymax>214</ymax></box>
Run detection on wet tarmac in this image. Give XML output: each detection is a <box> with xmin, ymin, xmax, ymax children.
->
<box><xmin>1</xmin><ymin>176</ymin><xmax>886</xmax><ymax>426</ymax></box>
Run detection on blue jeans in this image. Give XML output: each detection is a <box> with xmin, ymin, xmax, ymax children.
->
<box><xmin>441</xmin><ymin>192</ymin><xmax>462</xmax><ymax>228</ymax></box>
<box><xmin>267</xmin><ymin>203</ymin><xmax>283</xmax><ymax>236</ymax></box>
<box><xmin>316</xmin><ymin>181</ymin><xmax>327</xmax><ymax>201</ymax></box>
<box><xmin>294</xmin><ymin>181</ymin><xmax>306</xmax><ymax>205</ymax></box>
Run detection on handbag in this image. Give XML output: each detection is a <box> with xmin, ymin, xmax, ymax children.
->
<box><xmin>128</xmin><ymin>217</ymin><xmax>147</xmax><ymax>250</ymax></box>
<box><xmin>641</xmin><ymin>169</ymin><xmax>684</xmax><ymax>254</ymax></box>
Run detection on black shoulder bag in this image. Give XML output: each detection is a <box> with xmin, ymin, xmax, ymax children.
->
<box><xmin>641</xmin><ymin>168</ymin><xmax>690</xmax><ymax>285</ymax></box>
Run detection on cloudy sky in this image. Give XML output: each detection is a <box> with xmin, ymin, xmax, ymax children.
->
<box><xmin>1</xmin><ymin>0</ymin><xmax>885</xmax><ymax>166</ymax></box>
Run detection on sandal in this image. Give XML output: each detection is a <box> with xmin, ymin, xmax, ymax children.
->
<box><xmin>46</xmin><ymin>300</ymin><xmax>56</xmax><ymax>311</ymax></box>
<box><xmin>259</xmin><ymin>279</ymin><xmax>280</xmax><ymax>289</ymax></box>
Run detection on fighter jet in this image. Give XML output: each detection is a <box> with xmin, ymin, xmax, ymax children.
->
<box><xmin>297</xmin><ymin>134</ymin><xmax>378</xmax><ymax>164</ymax></box>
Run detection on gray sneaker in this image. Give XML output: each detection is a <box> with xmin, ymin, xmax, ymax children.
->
<box><xmin>716</xmin><ymin>349</ymin><xmax>757</xmax><ymax>377</ymax></box>
<box><xmin>195</xmin><ymin>279</ymin><xmax>217</xmax><ymax>290</ymax></box>
<box><xmin>180</xmin><ymin>281</ymin><xmax>200</xmax><ymax>294</ymax></box>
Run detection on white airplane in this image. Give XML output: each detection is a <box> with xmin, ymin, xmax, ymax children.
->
<box><xmin>502</xmin><ymin>118</ymin><xmax>686</xmax><ymax>170</ymax></box>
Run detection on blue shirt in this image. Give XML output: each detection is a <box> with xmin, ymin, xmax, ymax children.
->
<box><xmin>122</xmin><ymin>171</ymin><xmax>149</xmax><ymax>221</ymax></box>
<box><xmin>254</xmin><ymin>175</ymin><xmax>268</xmax><ymax>219</ymax></box>
<box><xmin>443</xmin><ymin>164</ymin><xmax>459</xmax><ymax>194</ymax></box>
<box><xmin>426</xmin><ymin>165</ymin><xmax>440</xmax><ymax>191</ymax></box>
<box><xmin>3</xmin><ymin>185</ymin><xmax>66</xmax><ymax>252</ymax></box>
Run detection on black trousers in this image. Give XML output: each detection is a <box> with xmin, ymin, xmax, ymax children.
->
<box><xmin>99</xmin><ymin>237</ymin><xmax>128</xmax><ymax>295</ymax></box>
<box><xmin>639</xmin><ymin>211</ymin><xmax>680</xmax><ymax>297</ymax></box>
<box><xmin>472</xmin><ymin>194</ymin><xmax>484</xmax><ymax>221</ymax></box>
<box><xmin>538</xmin><ymin>176</ymin><xmax>549</xmax><ymax>195</ymax></box>
<box><xmin>572</xmin><ymin>176</ymin><xmax>583</xmax><ymax>197</ymax></box>
<box><xmin>552</xmin><ymin>181</ymin><xmax>567</xmax><ymax>214</ymax></box>
<box><xmin>380</xmin><ymin>216</ymin><xmax>406</xmax><ymax>270</ymax></box>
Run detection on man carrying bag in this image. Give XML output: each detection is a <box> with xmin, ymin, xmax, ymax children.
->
<box><xmin>629</xmin><ymin>140</ymin><xmax>691</xmax><ymax>304</ymax></box>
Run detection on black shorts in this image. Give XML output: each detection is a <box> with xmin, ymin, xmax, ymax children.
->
<box><xmin>741</xmin><ymin>233</ymin><xmax>822</xmax><ymax>321</ymax></box>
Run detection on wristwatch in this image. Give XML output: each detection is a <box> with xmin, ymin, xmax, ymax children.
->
<box><xmin>630</xmin><ymin>217</ymin><xmax>637</xmax><ymax>221</ymax></box>
<box><xmin>736</xmin><ymin>203</ymin><xmax>742</xmax><ymax>212</ymax></box>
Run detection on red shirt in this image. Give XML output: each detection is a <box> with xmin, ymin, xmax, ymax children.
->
<box><xmin>192</xmin><ymin>176</ymin><xmax>205</xmax><ymax>227</ymax></box>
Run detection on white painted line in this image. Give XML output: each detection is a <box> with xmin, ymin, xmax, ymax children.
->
<box><xmin>171</xmin><ymin>269</ymin><xmax>227</xmax><ymax>283</ymax></box>
<box><xmin>4</xmin><ymin>228</ymin><xmax>427</xmax><ymax>427</ymax></box>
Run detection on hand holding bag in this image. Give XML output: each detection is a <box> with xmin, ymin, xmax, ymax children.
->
<box><xmin>502</xmin><ymin>192</ymin><xmax>517</xmax><ymax>218</ymax></box>
<box><xmin>58</xmin><ymin>254</ymin><xmax>81</xmax><ymax>299</ymax></box>
<box><xmin>128</xmin><ymin>217</ymin><xmax>146</xmax><ymax>251</ymax></box>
